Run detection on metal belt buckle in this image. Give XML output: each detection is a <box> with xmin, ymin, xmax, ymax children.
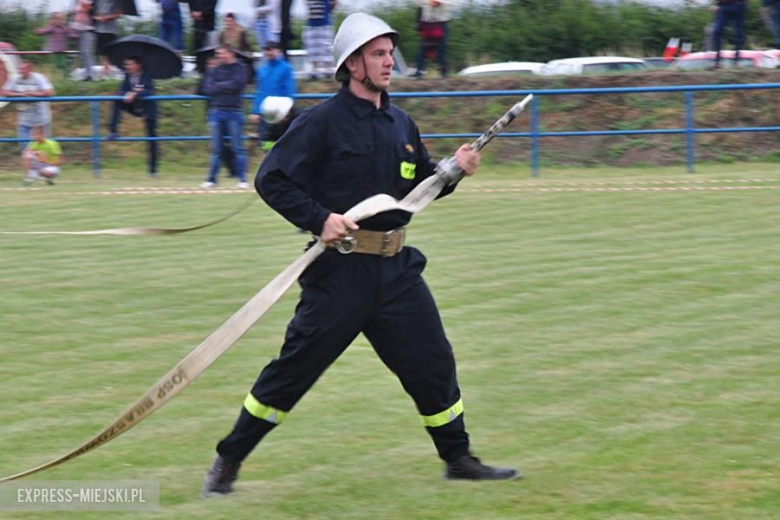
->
<box><xmin>382</xmin><ymin>229</ymin><xmax>395</xmax><ymax>258</ymax></box>
<box><xmin>336</xmin><ymin>235</ymin><xmax>357</xmax><ymax>254</ymax></box>
<box><xmin>381</xmin><ymin>229</ymin><xmax>397</xmax><ymax>257</ymax></box>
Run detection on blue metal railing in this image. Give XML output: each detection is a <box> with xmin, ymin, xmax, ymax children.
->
<box><xmin>2</xmin><ymin>82</ymin><xmax>779</xmax><ymax>177</ymax></box>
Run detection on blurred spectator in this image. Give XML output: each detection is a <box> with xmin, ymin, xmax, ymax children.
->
<box><xmin>156</xmin><ymin>0</ymin><xmax>184</xmax><ymax>52</ymax></box>
<box><xmin>107</xmin><ymin>55</ymin><xmax>159</xmax><ymax>176</ymax></box>
<box><xmin>196</xmin><ymin>55</ymin><xmax>238</xmax><ymax>178</ymax></box>
<box><xmin>189</xmin><ymin>0</ymin><xmax>219</xmax><ymax>52</ymax></box>
<box><xmin>762</xmin><ymin>0</ymin><xmax>780</xmax><ymax>48</ymax></box>
<box><xmin>22</xmin><ymin>125</ymin><xmax>64</xmax><ymax>186</ymax></box>
<box><xmin>303</xmin><ymin>0</ymin><xmax>336</xmax><ymax>80</ymax></box>
<box><xmin>413</xmin><ymin>0</ymin><xmax>451</xmax><ymax>79</ymax></box>
<box><xmin>200</xmin><ymin>44</ymin><xmax>249</xmax><ymax>188</ymax></box>
<box><xmin>0</xmin><ymin>60</ymin><xmax>55</xmax><ymax>150</ymax></box>
<box><xmin>254</xmin><ymin>0</ymin><xmax>272</xmax><ymax>53</ymax></box>
<box><xmin>219</xmin><ymin>13</ymin><xmax>253</xmax><ymax>53</ymax></box>
<box><xmin>93</xmin><ymin>0</ymin><xmax>122</xmax><ymax>78</ymax></box>
<box><xmin>250</xmin><ymin>41</ymin><xmax>296</xmax><ymax>150</ymax></box>
<box><xmin>34</xmin><ymin>12</ymin><xmax>76</xmax><ymax>79</ymax></box>
<box><xmin>70</xmin><ymin>0</ymin><xmax>97</xmax><ymax>81</ymax></box>
<box><xmin>281</xmin><ymin>0</ymin><xmax>294</xmax><ymax>59</ymax></box>
<box><xmin>265</xmin><ymin>0</ymin><xmax>283</xmax><ymax>47</ymax></box>
<box><xmin>712</xmin><ymin>0</ymin><xmax>747</xmax><ymax>69</ymax></box>
<box><xmin>703</xmin><ymin>19</ymin><xmax>716</xmax><ymax>52</ymax></box>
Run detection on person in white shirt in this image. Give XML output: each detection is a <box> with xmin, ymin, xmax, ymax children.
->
<box><xmin>0</xmin><ymin>61</ymin><xmax>56</xmax><ymax>150</ymax></box>
<box><xmin>412</xmin><ymin>0</ymin><xmax>451</xmax><ymax>79</ymax></box>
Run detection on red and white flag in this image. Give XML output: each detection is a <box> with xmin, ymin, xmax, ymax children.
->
<box><xmin>663</xmin><ymin>38</ymin><xmax>680</xmax><ymax>62</ymax></box>
<box><xmin>679</xmin><ymin>42</ymin><xmax>692</xmax><ymax>58</ymax></box>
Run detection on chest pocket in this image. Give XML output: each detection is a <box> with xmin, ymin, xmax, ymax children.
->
<box><xmin>333</xmin><ymin>139</ymin><xmax>374</xmax><ymax>159</ymax></box>
<box><xmin>331</xmin><ymin>139</ymin><xmax>374</xmax><ymax>178</ymax></box>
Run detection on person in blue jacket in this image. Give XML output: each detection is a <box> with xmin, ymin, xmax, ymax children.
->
<box><xmin>249</xmin><ymin>41</ymin><xmax>296</xmax><ymax>150</ymax></box>
<box><xmin>107</xmin><ymin>55</ymin><xmax>158</xmax><ymax>176</ymax></box>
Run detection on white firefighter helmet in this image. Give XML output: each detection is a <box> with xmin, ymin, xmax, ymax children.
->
<box><xmin>261</xmin><ymin>96</ymin><xmax>294</xmax><ymax>124</ymax></box>
<box><xmin>333</xmin><ymin>13</ymin><xmax>399</xmax><ymax>82</ymax></box>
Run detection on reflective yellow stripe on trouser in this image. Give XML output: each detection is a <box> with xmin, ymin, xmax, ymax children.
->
<box><xmin>421</xmin><ymin>398</ymin><xmax>464</xmax><ymax>428</ymax></box>
<box><xmin>243</xmin><ymin>393</ymin><xmax>288</xmax><ymax>425</ymax></box>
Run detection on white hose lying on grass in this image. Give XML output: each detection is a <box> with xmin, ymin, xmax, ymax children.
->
<box><xmin>0</xmin><ymin>95</ymin><xmax>532</xmax><ymax>482</ymax></box>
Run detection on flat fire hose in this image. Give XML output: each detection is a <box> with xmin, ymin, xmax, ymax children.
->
<box><xmin>0</xmin><ymin>95</ymin><xmax>532</xmax><ymax>482</ymax></box>
<box><xmin>0</xmin><ymin>196</ymin><xmax>256</xmax><ymax>236</ymax></box>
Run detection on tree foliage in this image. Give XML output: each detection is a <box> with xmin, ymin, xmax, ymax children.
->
<box><xmin>1</xmin><ymin>0</ymin><xmax>776</xmax><ymax>72</ymax></box>
<box><xmin>362</xmin><ymin>0</ymin><xmax>775</xmax><ymax>71</ymax></box>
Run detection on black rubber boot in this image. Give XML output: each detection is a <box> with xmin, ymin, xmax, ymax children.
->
<box><xmin>201</xmin><ymin>455</ymin><xmax>242</xmax><ymax>497</ymax></box>
<box><xmin>445</xmin><ymin>454</ymin><xmax>521</xmax><ymax>481</ymax></box>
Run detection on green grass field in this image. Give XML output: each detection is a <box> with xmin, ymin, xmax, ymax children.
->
<box><xmin>1</xmin><ymin>163</ymin><xmax>779</xmax><ymax>519</ymax></box>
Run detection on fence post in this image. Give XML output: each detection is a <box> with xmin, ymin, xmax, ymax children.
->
<box><xmin>531</xmin><ymin>94</ymin><xmax>540</xmax><ymax>178</ymax></box>
<box><xmin>684</xmin><ymin>91</ymin><xmax>695</xmax><ymax>173</ymax></box>
<box><xmin>90</xmin><ymin>100</ymin><xmax>101</xmax><ymax>178</ymax></box>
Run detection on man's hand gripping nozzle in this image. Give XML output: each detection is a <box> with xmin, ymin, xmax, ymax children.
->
<box><xmin>436</xmin><ymin>94</ymin><xmax>534</xmax><ymax>185</ymax></box>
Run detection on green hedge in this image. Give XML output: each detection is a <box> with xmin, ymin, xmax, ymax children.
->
<box><xmin>2</xmin><ymin>1</ymin><xmax>776</xmax><ymax>73</ymax></box>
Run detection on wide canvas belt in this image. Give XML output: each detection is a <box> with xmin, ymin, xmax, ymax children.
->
<box><xmin>336</xmin><ymin>227</ymin><xmax>406</xmax><ymax>257</ymax></box>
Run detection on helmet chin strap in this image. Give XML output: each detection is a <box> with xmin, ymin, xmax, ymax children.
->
<box><xmin>361</xmin><ymin>77</ymin><xmax>384</xmax><ymax>93</ymax></box>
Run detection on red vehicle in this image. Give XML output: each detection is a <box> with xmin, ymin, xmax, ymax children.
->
<box><xmin>671</xmin><ymin>50</ymin><xmax>778</xmax><ymax>70</ymax></box>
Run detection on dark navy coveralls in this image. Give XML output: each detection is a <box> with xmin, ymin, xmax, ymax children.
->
<box><xmin>216</xmin><ymin>85</ymin><xmax>470</xmax><ymax>463</ymax></box>
<box><xmin>109</xmin><ymin>69</ymin><xmax>158</xmax><ymax>175</ymax></box>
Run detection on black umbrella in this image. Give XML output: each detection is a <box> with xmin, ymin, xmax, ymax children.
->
<box><xmin>105</xmin><ymin>35</ymin><xmax>182</xmax><ymax>80</ymax></box>
<box><xmin>195</xmin><ymin>45</ymin><xmax>256</xmax><ymax>83</ymax></box>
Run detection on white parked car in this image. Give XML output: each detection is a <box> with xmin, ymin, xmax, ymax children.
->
<box><xmin>542</xmin><ymin>56</ymin><xmax>649</xmax><ymax>75</ymax></box>
<box><xmin>458</xmin><ymin>61</ymin><xmax>545</xmax><ymax>77</ymax></box>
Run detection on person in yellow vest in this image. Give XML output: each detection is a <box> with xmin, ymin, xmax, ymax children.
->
<box><xmin>22</xmin><ymin>125</ymin><xmax>64</xmax><ymax>186</ymax></box>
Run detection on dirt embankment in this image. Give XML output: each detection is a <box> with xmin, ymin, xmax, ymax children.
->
<box><xmin>2</xmin><ymin>68</ymin><xmax>779</xmax><ymax>169</ymax></box>
<box><xmin>383</xmin><ymin>68</ymin><xmax>780</xmax><ymax>167</ymax></box>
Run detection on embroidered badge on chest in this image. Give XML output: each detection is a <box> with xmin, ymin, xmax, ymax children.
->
<box><xmin>400</xmin><ymin>161</ymin><xmax>416</xmax><ymax>180</ymax></box>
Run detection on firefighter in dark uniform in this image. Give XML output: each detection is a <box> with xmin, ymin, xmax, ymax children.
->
<box><xmin>202</xmin><ymin>13</ymin><xmax>520</xmax><ymax>497</ymax></box>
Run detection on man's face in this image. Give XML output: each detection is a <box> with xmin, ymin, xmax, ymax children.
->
<box><xmin>33</xmin><ymin>127</ymin><xmax>45</xmax><ymax>142</ymax></box>
<box><xmin>20</xmin><ymin>62</ymin><xmax>32</xmax><ymax>78</ymax></box>
<box><xmin>216</xmin><ymin>48</ymin><xmax>235</xmax><ymax>64</ymax></box>
<box><xmin>264</xmin><ymin>46</ymin><xmax>280</xmax><ymax>60</ymax></box>
<box><xmin>123</xmin><ymin>59</ymin><xmax>140</xmax><ymax>75</ymax></box>
<box><xmin>349</xmin><ymin>36</ymin><xmax>394</xmax><ymax>90</ymax></box>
